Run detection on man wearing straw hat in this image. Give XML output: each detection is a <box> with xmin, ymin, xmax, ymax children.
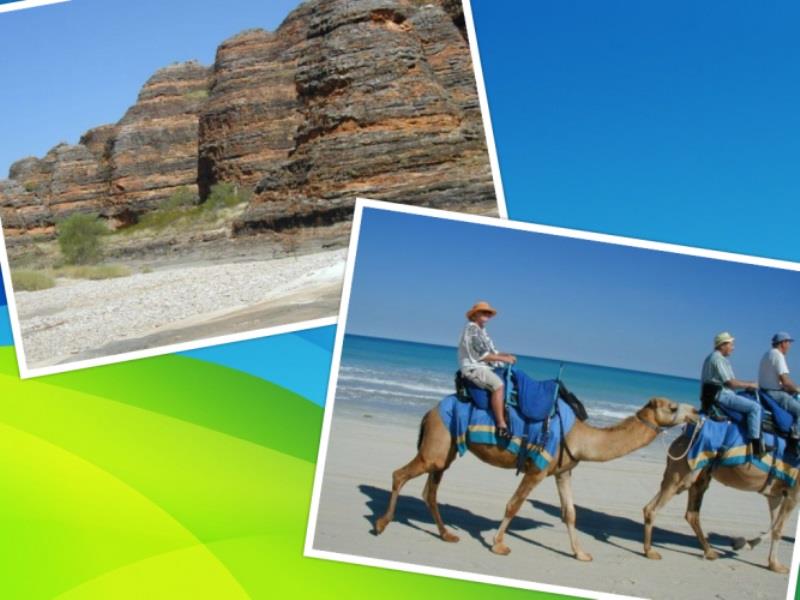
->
<box><xmin>701</xmin><ymin>331</ymin><xmax>764</xmax><ymax>456</ymax></box>
<box><xmin>458</xmin><ymin>301</ymin><xmax>517</xmax><ymax>440</ymax></box>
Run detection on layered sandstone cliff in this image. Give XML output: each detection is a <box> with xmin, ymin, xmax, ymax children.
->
<box><xmin>0</xmin><ymin>0</ymin><xmax>495</xmax><ymax>246</ymax></box>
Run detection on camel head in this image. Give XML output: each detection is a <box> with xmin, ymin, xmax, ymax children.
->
<box><xmin>640</xmin><ymin>397</ymin><xmax>699</xmax><ymax>428</ymax></box>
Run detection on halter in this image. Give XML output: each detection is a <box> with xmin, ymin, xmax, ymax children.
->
<box><xmin>636</xmin><ymin>413</ymin><xmax>663</xmax><ymax>434</ymax></box>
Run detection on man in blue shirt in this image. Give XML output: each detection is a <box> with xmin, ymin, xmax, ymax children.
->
<box><xmin>701</xmin><ymin>332</ymin><xmax>764</xmax><ymax>456</ymax></box>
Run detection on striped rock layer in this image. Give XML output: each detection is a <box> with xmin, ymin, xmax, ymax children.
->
<box><xmin>0</xmin><ymin>0</ymin><xmax>495</xmax><ymax>244</ymax></box>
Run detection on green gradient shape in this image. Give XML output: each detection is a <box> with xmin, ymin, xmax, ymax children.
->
<box><xmin>0</xmin><ymin>349</ymin><xmax>577</xmax><ymax>599</ymax></box>
<box><xmin>20</xmin><ymin>349</ymin><xmax>324</xmax><ymax>463</ymax></box>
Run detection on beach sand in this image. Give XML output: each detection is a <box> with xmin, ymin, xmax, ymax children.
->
<box><xmin>311</xmin><ymin>411</ymin><xmax>797</xmax><ymax>600</ymax></box>
<box><xmin>15</xmin><ymin>248</ymin><xmax>346</xmax><ymax>368</ymax></box>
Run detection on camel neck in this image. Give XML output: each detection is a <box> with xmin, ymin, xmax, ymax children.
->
<box><xmin>572</xmin><ymin>415</ymin><xmax>659</xmax><ymax>462</ymax></box>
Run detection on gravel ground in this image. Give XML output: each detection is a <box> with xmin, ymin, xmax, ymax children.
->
<box><xmin>13</xmin><ymin>248</ymin><xmax>346</xmax><ymax>368</ymax></box>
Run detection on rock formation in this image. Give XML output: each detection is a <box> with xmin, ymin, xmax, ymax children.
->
<box><xmin>0</xmin><ymin>0</ymin><xmax>496</xmax><ymax>246</ymax></box>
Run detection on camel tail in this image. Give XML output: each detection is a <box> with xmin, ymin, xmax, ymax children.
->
<box><xmin>417</xmin><ymin>412</ymin><xmax>429</xmax><ymax>450</ymax></box>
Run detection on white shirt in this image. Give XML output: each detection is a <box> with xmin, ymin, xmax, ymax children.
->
<box><xmin>457</xmin><ymin>321</ymin><xmax>500</xmax><ymax>369</ymax></box>
<box><xmin>758</xmin><ymin>347</ymin><xmax>789</xmax><ymax>390</ymax></box>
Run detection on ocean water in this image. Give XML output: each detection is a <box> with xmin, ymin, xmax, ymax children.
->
<box><xmin>335</xmin><ymin>334</ymin><xmax>701</xmax><ymax>429</ymax></box>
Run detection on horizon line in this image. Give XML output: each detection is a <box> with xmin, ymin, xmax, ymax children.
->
<box><xmin>345</xmin><ymin>331</ymin><xmax>702</xmax><ymax>384</ymax></box>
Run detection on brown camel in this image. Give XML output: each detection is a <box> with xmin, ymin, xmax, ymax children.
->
<box><xmin>643</xmin><ymin>433</ymin><xmax>798</xmax><ymax>573</ymax></box>
<box><xmin>374</xmin><ymin>397</ymin><xmax>698</xmax><ymax>560</ymax></box>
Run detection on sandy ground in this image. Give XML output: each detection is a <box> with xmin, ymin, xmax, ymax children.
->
<box><xmin>311</xmin><ymin>412</ymin><xmax>798</xmax><ymax>600</ymax></box>
<box><xmin>14</xmin><ymin>248</ymin><xmax>346</xmax><ymax>368</ymax></box>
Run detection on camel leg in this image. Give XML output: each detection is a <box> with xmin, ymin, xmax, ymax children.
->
<box><xmin>375</xmin><ymin>410</ymin><xmax>454</xmax><ymax>535</ymax></box>
<box><xmin>491</xmin><ymin>467</ymin><xmax>549</xmax><ymax>555</ymax></box>
<box><xmin>767</xmin><ymin>494</ymin><xmax>797</xmax><ymax>574</ymax></box>
<box><xmin>421</xmin><ymin>445</ymin><xmax>460</xmax><ymax>542</ymax></box>
<box><xmin>684</xmin><ymin>467</ymin><xmax>717</xmax><ymax>560</ymax></box>
<box><xmin>643</xmin><ymin>456</ymin><xmax>694</xmax><ymax>560</ymax></box>
<box><xmin>555</xmin><ymin>469</ymin><xmax>592</xmax><ymax>561</ymax></box>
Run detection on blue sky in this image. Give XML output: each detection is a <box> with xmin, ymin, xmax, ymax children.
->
<box><xmin>473</xmin><ymin>0</ymin><xmax>800</xmax><ymax>262</ymax></box>
<box><xmin>0</xmin><ymin>0</ymin><xmax>302</xmax><ymax>176</ymax></box>
<box><xmin>346</xmin><ymin>207</ymin><xmax>800</xmax><ymax>380</ymax></box>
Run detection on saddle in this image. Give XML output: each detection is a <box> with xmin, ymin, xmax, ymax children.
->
<box><xmin>454</xmin><ymin>367</ymin><xmax>588</xmax><ymax>422</ymax></box>
<box><xmin>700</xmin><ymin>383</ymin><xmax>798</xmax><ymax>440</ymax></box>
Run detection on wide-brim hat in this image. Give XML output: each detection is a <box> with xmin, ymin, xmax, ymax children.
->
<box><xmin>714</xmin><ymin>332</ymin><xmax>735</xmax><ymax>348</ymax></box>
<box><xmin>466</xmin><ymin>301</ymin><xmax>497</xmax><ymax>320</ymax></box>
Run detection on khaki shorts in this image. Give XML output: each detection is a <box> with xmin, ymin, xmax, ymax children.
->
<box><xmin>461</xmin><ymin>365</ymin><xmax>503</xmax><ymax>392</ymax></box>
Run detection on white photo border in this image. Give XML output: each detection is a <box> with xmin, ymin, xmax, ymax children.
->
<box><xmin>0</xmin><ymin>0</ymin><xmax>507</xmax><ymax>378</ymax></box>
<box><xmin>303</xmin><ymin>197</ymin><xmax>800</xmax><ymax>600</ymax></box>
<box><xmin>0</xmin><ymin>0</ymin><xmax>69</xmax><ymax>15</ymax></box>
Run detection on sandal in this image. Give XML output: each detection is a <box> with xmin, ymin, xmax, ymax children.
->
<box><xmin>496</xmin><ymin>427</ymin><xmax>513</xmax><ymax>441</ymax></box>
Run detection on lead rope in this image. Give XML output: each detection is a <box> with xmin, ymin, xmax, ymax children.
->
<box><xmin>666</xmin><ymin>417</ymin><xmax>705</xmax><ymax>462</ymax></box>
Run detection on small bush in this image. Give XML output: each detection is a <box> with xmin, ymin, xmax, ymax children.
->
<box><xmin>11</xmin><ymin>270</ymin><xmax>55</xmax><ymax>291</ymax></box>
<box><xmin>163</xmin><ymin>186</ymin><xmax>198</xmax><ymax>210</ymax></box>
<box><xmin>205</xmin><ymin>183</ymin><xmax>251</xmax><ymax>210</ymax></box>
<box><xmin>53</xmin><ymin>264</ymin><xmax>132</xmax><ymax>280</ymax></box>
<box><xmin>57</xmin><ymin>213</ymin><xmax>108</xmax><ymax>264</ymax></box>
<box><xmin>183</xmin><ymin>89</ymin><xmax>209</xmax><ymax>101</ymax></box>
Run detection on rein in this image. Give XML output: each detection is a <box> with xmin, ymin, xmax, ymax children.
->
<box><xmin>666</xmin><ymin>418</ymin><xmax>705</xmax><ymax>462</ymax></box>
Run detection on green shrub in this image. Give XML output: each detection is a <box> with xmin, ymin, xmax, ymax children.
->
<box><xmin>57</xmin><ymin>213</ymin><xmax>107</xmax><ymax>265</ymax></box>
<box><xmin>183</xmin><ymin>89</ymin><xmax>209</xmax><ymax>101</ymax></box>
<box><xmin>11</xmin><ymin>270</ymin><xmax>55</xmax><ymax>291</ymax></box>
<box><xmin>205</xmin><ymin>183</ymin><xmax>250</xmax><ymax>210</ymax></box>
<box><xmin>163</xmin><ymin>186</ymin><xmax>198</xmax><ymax>210</ymax></box>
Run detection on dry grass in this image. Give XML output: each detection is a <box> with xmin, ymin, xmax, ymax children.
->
<box><xmin>11</xmin><ymin>270</ymin><xmax>56</xmax><ymax>291</ymax></box>
<box><xmin>52</xmin><ymin>264</ymin><xmax>132</xmax><ymax>280</ymax></box>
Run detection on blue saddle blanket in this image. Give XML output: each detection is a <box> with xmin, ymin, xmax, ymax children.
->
<box><xmin>463</xmin><ymin>367</ymin><xmax>560</xmax><ymax>422</ymax></box>
<box><xmin>438</xmin><ymin>395</ymin><xmax>576</xmax><ymax>471</ymax></box>
<box><xmin>713</xmin><ymin>390</ymin><xmax>794</xmax><ymax>435</ymax></box>
<box><xmin>686</xmin><ymin>417</ymin><xmax>800</xmax><ymax>487</ymax></box>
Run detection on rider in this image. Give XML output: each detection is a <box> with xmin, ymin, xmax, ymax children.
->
<box><xmin>701</xmin><ymin>332</ymin><xmax>765</xmax><ymax>456</ymax></box>
<box><xmin>758</xmin><ymin>332</ymin><xmax>800</xmax><ymax>432</ymax></box>
<box><xmin>458</xmin><ymin>301</ymin><xmax>517</xmax><ymax>440</ymax></box>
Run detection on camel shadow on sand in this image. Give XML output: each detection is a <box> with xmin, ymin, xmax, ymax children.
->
<box><xmin>357</xmin><ymin>484</ymin><xmax>794</xmax><ymax>566</ymax></box>
<box><xmin>530</xmin><ymin>499</ymin><xmax>795</xmax><ymax>567</ymax></box>
<box><xmin>360</xmin><ymin>484</ymin><xmax>554</xmax><ymax>551</ymax></box>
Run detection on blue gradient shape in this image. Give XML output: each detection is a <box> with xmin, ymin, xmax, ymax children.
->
<box><xmin>0</xmin><ymin>306</ymin><xmax>12</xmax><ymax>347</ymax></box>
<box><xmin>293</xmin><ymin>326</ymin><xmax>335</xmax><ymax>352</ymax></box>
<box><xmin>181</xmin><ymin>332</ymin><xmax>333</xmax><ymax>405</ymax></box>
<box><xmin>472</xmin><ymin>1</ymin><xmax>800</xmax><ymax>264</ymax></box>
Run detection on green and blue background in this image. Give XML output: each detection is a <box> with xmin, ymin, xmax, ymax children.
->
<box><xmin>2</xmin><ymin>0</ymin><xmax>800</xmax><ymax>597</ymax></box>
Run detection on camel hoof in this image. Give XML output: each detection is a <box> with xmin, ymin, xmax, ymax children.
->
<box><xmin>645</xmin><ymin>549</ymin><xmax>662</xmax><ymax>560</ymax></box>
<box><xmin>747</xmin><ymin>537</ymin><xmax>762</xmax><ymax>550</ymax></box>
<box><xmin>575</xmin><ymin>551</ymin><xmax>593</xmax><ymax>562</ymax></box>
<box><xmin>491</xmin><ymin>542</ymin><xmax>511</xmax><ymax>556</ymax></box>
<box><xmin>704</xmin><ymin>550</ymin><xmax>719</xmax><ymax>561</ymax></box>
<box><xmin>769</xmin><ymin>562</ymin><xmax>790</xmax><ymax>574</ymax></box>
<box><xmin>441</xmin><ymin>531</ymin><xmax>460</xmax><ymax>543</ymax></box>
<box><xmin>374</xmin><ymin>518</ymin><xmax>388</xmax><ymax>535</ymax></box>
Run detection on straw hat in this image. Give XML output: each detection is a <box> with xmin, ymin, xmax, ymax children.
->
<box><xmin>466</xmin><ymin>301</ymin><xmax>497</xmax><ymax>321</ymax></box>
<box><xmin>714</xmin><ymin>332</ymin><xmax>735</xmax><ymax>348</ymax></box>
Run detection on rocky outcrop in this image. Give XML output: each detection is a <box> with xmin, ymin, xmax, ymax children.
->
<box><xmin>197</xmin><ymin>3</ymin><xmax>312</xmax><ymax>198</ymax></box>
<box><xmin>233</xmin><ymin>0</ymin><xmax>494</xmax><ymax>233</ymax></box>
<box><xmin>110</xmin><ymin>61</ymin><xmax>211</xmax><ymax>219</ymax></box>
<box><xmin>0</xmin><ymin>0</ymin><xmax>495</xmax><ymax>245</ymax></box>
